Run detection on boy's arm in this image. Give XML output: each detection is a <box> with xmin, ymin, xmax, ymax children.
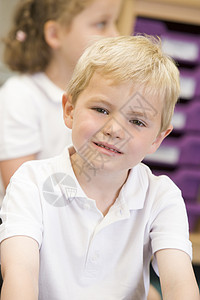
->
<box><xmin>1</xmin><ymin>236</ymin><xmax>39</xmax><ymax>300</ymax></box>
<box><xmin>156</xmin><ymin>248</ymin><xmax>200</xmax><ymax>300</ymax></box>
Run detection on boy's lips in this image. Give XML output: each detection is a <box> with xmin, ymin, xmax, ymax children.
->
<box><xmin>93</xmin><ymin>141</ymin><xmax>122</xmax><ymax>154</ymax></box>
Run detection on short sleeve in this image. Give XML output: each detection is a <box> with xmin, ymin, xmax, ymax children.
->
<box><xmin>150</xmin><ymin>184</ymin><xmax>192</xmax><ymax>274</ymax></box>
<box><xmin>0</xmin><ymin>77</ymin><xmax>42</xmax><ymax>159</ymax></box>
<box><xmin>0</xmin><ymin>175</ymin><xmax>43</xmax><ymax>247</ymax></box>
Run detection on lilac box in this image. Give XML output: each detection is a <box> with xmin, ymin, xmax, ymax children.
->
<box><xmin>185</xmin><ymin>203</ymin><xmax>200</xmax><ymax>232</ymax></box>
<box><xmin>179</xmin><ymin>67</ymin><xmax>200</xmax><ymax>99</ymax></box>
<box><xmin>144</xmin><ymin>134</ymin><xmax>200</xmax><ymax>167</ymax></box>
<box><xmin>161</xmin><ymin>31</ymin><xmax>200</xmax><ymax>64</ymax></box>
<box><xmin>133</xmin><ymin>17</ymin><xmax>165</xmax><ymax>36</ymax></box>
<box><xmin>134</xmin><ymin>17</ymin><xmax>200</xmax><ymax>64</ymax></box>
<box><xmin>172</xmin><ymin>101</ymin><xmax>200</xmax><ymax>132</ymax></box>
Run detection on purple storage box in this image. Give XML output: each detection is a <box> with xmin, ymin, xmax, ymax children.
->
<box><xmin>179</xmin><ymin>67</ymin><xmax>200</xmax><ymax>99</ymax></box>
<box><xmin>185</xmin><ymin>203</ymin><xmax>200</xmax><ymax>232</ymax></box>
<box><xmin>172</xmin><ymin>101</ymin><xmax>200</xmax><ymax>132</ymax></box>
<box><xmin>144</xmin><ymin>134</ymin><xmax>200</xmax><ymax>167</ymax></box>
<box><xmin>133</xmin><ymin>17</ymin><xmax>165</xmax><ymax>36</ymax></box>
<box><xmin>133</xmin><ymin>17</ymin><xmax>200</xmax><ymax>64</ymax></box>
<box><xmin>161</xmin><ymin>31</ymin><xmax>200</xmax><ymax>64</ymax></box>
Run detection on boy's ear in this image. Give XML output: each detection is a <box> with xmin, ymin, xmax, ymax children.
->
<box><xmin>62</xmin><ymin>93</ymin><xmax>74</xmax><ymax>129</ymax></box>
<box><xmin>44</xmin><ymin>20</ymin><xmax>62</xmax><ymax>49</ymax></box>
<box><xmin>148</xmin><ymin>125</ymin><xmax>173</xmax><ymax>155</ymax></box>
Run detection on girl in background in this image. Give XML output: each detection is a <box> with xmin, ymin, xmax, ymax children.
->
<box><xmin>0</xmin><ymin>0</ymin><xmax>121</xmax><ymax>196</ymax></box>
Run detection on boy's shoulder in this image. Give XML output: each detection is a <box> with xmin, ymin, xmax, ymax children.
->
<box><xmin>131</xmin><ymin>162</ymin><xmax>180</xmax><ymax>193</ymax></box>
<box><xmin>121</xmin><ymin>163</ymin><xmax>182</xmax><ymax>212</ymax></box>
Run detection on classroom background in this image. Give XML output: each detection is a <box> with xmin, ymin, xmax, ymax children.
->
<box><xmin>0</xmin><ymin>0</ymin><xmax>200</xmax><ymax>297</ymax></box>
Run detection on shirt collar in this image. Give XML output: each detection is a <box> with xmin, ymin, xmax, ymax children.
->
<box><xmin>119</xmin><ymin>164</ymin><xmax>149</xmax><ymax>211</ymax></box>
<box><xmin>58</xmin><ymin>146</ymin><xmax>89</xmax><ymax>199</ymax></box>
<box><xmin>60</xmin><ymin>146</ymin><xmax>148</xmax><ymax>212</ymax></box>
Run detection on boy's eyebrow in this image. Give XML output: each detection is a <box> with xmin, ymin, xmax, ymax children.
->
<box><xmin>127</xmin><ymin>110</ymin><xmax>147</xmax><ymax>117</ymax></box>
<box><xmin>126</xmin><ymin>110</ymin><xmax>154</xmax><ymax>121</ymax></box>
<box><xmin>87</xmin><ymin>97</ymin><xmax>114</xmax><ymax>108</ymax></box>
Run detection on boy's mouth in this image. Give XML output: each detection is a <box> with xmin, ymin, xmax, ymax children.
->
<box><xmin>93</xmin><ymin>142</ymin><xmax>122</xmax><ymax>154</ymax></box>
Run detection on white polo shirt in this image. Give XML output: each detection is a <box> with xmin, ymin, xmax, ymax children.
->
<box><xmin>0</xmin><ymin>72</ymin><xmax>72</xmax><ymax>204</ymax></box>
<box><xmin>0</xmin><ymin>146</ymin><xmax>192</xmax><ymax>300</ymax></box>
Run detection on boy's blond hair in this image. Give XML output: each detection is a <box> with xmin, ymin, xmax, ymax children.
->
<box><xmin>67</xmin><ymin>35</ymin><xmax>180</xmax><ymax>132</ymax></box>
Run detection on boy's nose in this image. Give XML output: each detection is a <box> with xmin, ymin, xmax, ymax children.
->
<box><xmin>102</xmin><ymin>118</ymin><xmax>124</xmax><ymax>139</ymax></box>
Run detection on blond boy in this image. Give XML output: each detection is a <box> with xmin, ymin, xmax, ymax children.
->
<box><xmin>0</xmin><ymin>35</ymin><xmax>199</xmax><ymax>299</ymax></box>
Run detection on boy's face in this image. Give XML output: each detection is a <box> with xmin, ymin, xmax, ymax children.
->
<box><xmin>57</xmin><ymin>0</ymin><xmax>122</xmax><ymax>69</ymax></box>
<box><xmin>63</xmin><ymin>73</ymin><xmax>172</xmax><ymax>174</ymax></box>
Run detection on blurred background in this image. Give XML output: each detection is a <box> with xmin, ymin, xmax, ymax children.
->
<box><xmin>0</xmin><ymin>0</ymin><xmax>20</xmax><ymax>84</ymax></box>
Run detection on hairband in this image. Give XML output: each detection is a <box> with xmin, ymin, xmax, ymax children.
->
<box><xmin>16</xmin><ymin>30</ymin><xmax>27</xmax><ymax>42</ymax></box>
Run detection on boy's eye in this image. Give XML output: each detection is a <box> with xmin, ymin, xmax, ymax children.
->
<box><xmin>129</xmin><ymin>119</ymin><xmax>146</xmax><ymax>127</ymax></box>
<box><xmin>92</xmin><ymin>107</ymin><xmax>109</xmax><ymax>115</ymax></box>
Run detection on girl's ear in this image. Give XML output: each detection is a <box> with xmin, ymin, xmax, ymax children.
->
<box><xmin>148</xmin><ymin>125</ymin><xmax>173</xmax><ymax>155</ymax></box>
<box><xmin>44</xmin><ymin>20</ymin><xmax>62</xmax><ymax>49</ymax></box>
<box><xmin>62</xmin><ymin>93</ymin><xmax>74</xmax><ymax>129</ymax></box>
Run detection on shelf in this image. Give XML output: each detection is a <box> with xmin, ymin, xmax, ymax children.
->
<box><xmin>118</xmin><ymin>0</ymin><xmax>135</xmax><ymax>35</ymax></box>
<box><xmin>135</xmin><ymin>0</ymin><xmax>200</xmax><ymax>26</ymax></box>
<box><xmin>147</xmin><ymin>0</ymin><xmax>200</xmax><ymax>8</ymax></box>
<box><xmin>118</xmin><ymin>0</ymin><xmax>200</xmax><ymax>36</ymax></box>
<box><xmin>118</xmin><ymin>0</ymin><xmax>200</xmax><ymax>265</ymax></box>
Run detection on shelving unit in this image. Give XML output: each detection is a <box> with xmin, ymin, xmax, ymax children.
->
<box><xmin>118</xmin><ymin>0</ymin><xmax>200</xmax><ymax>34</ymax></box>
<box><xmin>119</xmin><ymin>0</ymin><xmax>200</xmax><ymax>265</ymax></box>
<box><xmin>135</xmin><ymin>0</ymin><xmax>200</xmax><ymax>26</ymax></box>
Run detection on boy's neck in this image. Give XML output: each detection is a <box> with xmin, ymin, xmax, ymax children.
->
<box><xmin>70</xmin><ymin>152</ymin><xmax>129</xmax><ymax>216</ymax></box>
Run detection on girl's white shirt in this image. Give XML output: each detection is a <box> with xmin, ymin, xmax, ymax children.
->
<box><xmin>0</xmin><ymin>72</ymin><xmax>72</xmax><ymax>204</ymax></box>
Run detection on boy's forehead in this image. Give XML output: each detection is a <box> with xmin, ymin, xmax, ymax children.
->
<box><xmin>88</xmin><ymin>72</ymin><xmax>117</xmax><ymax>87</ymax></box>
<box><xmin>88</xmin><ymin>71</ymin><xmax>138</xmax><ymax>89</ymax></box>
<box><xmin>84</xmin><ymin>72</ymin><xmax>137</xmax><ymax>100</ymax></box>
<box><xmin>87</xmin><ymin>72</ymin><xmax>153</xmax><ymax>99</ymax></box>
